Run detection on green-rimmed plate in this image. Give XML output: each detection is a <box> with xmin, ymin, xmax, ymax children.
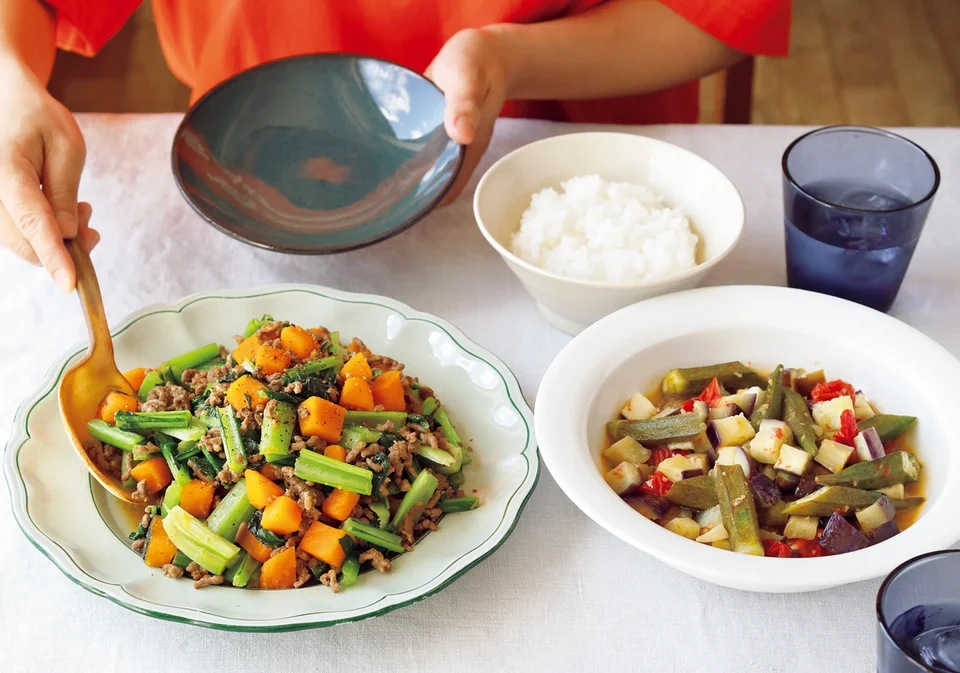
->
<box><xmin>3</xmin><ymin>285</ymin><xmax>537</xmax><ymax>630</ymax></box>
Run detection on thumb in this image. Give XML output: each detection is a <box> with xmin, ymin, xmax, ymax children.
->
<box><xmin>429</xmin><ymin>63</ymin><xmax>484</xmax><ymax>146</ymax></box>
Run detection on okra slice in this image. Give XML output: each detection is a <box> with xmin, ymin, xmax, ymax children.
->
<box><xmin>714</xmin><ymin>464</ymin><xmax>764</xmax><ymax>556</ymax></box>
<box><xmin>750</xmin><ymin>365</ymin><xmax>783</xmax><ymax>431</ymax></box>
<box><xmin>857</xmin><ymin>414</ymin><xmax>917</xmax><ymax>443</ymax></box>
<box><xmin>607</xmin><ymin>414</ymin><xmax>704</xmax><ymax>446</ymax></box>
<box><xmin>781</xmin><ymin>485</ymin><xmax>878</xmax><ymax>517</ymax></box>
<box><xmin>665</xmin><ymin>475</ymin><xmax>718</xmax><ymax>510</ymax></box>
<box><xmin>661</xmin><ymin>362</ymin><xmax>767</xmax><ymax>398</ymax></box>
<box><xmin>815</xmin><ymin>451</ymin><xmax>921</xmax><ymax>490</ymax></box>
<box><xmin>782</xmin><ymin>388</ymin><xmax>819</xmax><ymax>456</ymax></box>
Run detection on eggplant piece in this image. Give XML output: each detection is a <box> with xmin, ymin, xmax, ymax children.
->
<box><xmin>853</xmin><ymin>426</ymin><xmax>885</xmax><ymax>462</ymax></box>
<box><xmin>717</xmin><ymin>392</ymin><xmax>758</xmax><ymax>418</ymax></box>
<box><xmin>781</xmin><ymin>368</ymin><xmax>796</xmax><ymax>391</ymax></box>
<box><xmin>623</xmin><ymin>494</ymin><xmax>671</xmax><ymax>520</ymax></box>
<box><xmin>620</xmin><ymin>392</ymin><xmax>658</xmax><ymax>421</ymax></box>
<box><xmin>658</xmin><ymin>455</ymin><xmax>697</xmax><ymax>482</ymax></box>
<box><xmin>680</xmin><ymin>468</ymin><xmax>705</xmax><ymax>480</ymax></box>
<box><xmin>775</xmin><ymin>469</ymin><xmax>801</xmax><ymax>493</ymax></box>
<box><xmin>784</xmin><ymin>515</ymin><xmax>819</xmax><ymax>540</ymax></box>
<box><xmin>814</xmin><ymin>439</ymin><xmax>855</xmax><ymax>474</ymax></box>
<box><xmin>665</xmin><ymin>440</ymin><xmax>697</xmax><ymax>453</ymax></box>
<box><xmin>853</xmin><ymin>392</ymin><xmax>876</xmax><ymax>421</ymax></box>
<box><xmin>774</xmin><ymin>444</ymin><xmax>813</xmax><ymax>476</ymax></box>
<box><xmin>661</xmin><ymin>362</ymin><xmax>767</xmax><ymax>398</ymax></box>
<box><xmin>795</xmin><ymin>464</ymin><xmax>830</xmax><ymax>498</ymax></box>
<box><xmin>749</xmin><ymin>472</ymin><xmax>781</xmax><ymax>508</ymax></box>
<box><xmin>687</xmin><ymin>453</ymin><xmax>710</xmax><ymax>474</ymax></box>
<box><xmin>604</xmin><ymin>461</ymin><xmax>645</xmax><ymax>495</ymax></box>
<box><xmin>708</xmin><ymin>404</ymin><xmax>742</xmax><ymax>421</ymax></box>
<box><xmin>666</xmin><ymin>475</ymin><xmax>718</xmax><ymax>510</ymax></box>
<box><xmin>749</xmin><ymin>419</ymin><xmax>794</xmax><ymax>465</ymax></box>
<box><xmin>855</xmin><ymin>495</ymin><xmax>896</xmax><ymax>532</ymax></box>
<box><xmin>857</xmin><ymin>414</ymin><xmax>917</xmax><ymax>443</ymax></box>
<box><xmin>795</xmin><ymin>369</ymin><xmax>826</xmax><ymax>397</ymax></box>
<box><xmin>653</xmin><ymin>405</ymin><xmax>682</xmax><ymax>419</ymax></box>
<box><xmin>602</xmin><ymin>437</ymin><xmax>652</xmax><ymax>466</ymax></box>
<box><xmin>716</xmin><ymin>446</ymin><xmax>754</xmax><ymax>478</ymax></box>
<box><xmin>868</xmin><ymin>520</ymin><xmax>900</xmax><ymax>545</ymax></box>
<box><xmin>819</xmin><ymin>512</ymin><xmax>870</xmax><ymax>554</ymax></box>
<box><xmin>707</xmin><ymin>414</ymin><xmax>756</xmax><ymax>448</ymax></box>
<box><xmin>608</xmin><ymin>414</ymin><xmax>704</xmax><ymax>446</ymax></box>
<box><xmin>815</xmin><ymin>451</ymin><xmax>921</xmax><ymax>490</ymax></box>
<box><xmin>759</xmin><ymin>501</ymin><xmax>789</xmax><ymax>528</ymax></box>
<box><xmin>875</xmin><ymin>483</ymin><xmax>905</xmax><ymax>500</ymax></box>
<box><xmin>692</xmin><ymin>400</ymin><xmax>709</xmax><ymax>424</ymax></box>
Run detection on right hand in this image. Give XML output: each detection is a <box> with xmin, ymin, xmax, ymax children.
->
<box><xmin>0</xmin><ymin>59</ymin><xmax>96</xmax><ymax>291</ymax></box>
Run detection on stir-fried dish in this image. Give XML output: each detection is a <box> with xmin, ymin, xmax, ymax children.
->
<box><xmin>601</xmin><ymin>362</ymin><xmax>923</xmax><ymax>557</ymax></box>
<box><xmin>85</xmin><ymin>316</ymin><xmax>479</xmax><ymax>590</ymax></box>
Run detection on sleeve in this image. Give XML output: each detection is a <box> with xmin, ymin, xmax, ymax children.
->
<box><xmin>44</xmin><ymin>0</ymin><xmax>144</xmax><ymax>56</ymax></box>
<box><xmin>658</xmin><ymin>0</ymin><xmax>791</xmax><ymax>56</ymax></box>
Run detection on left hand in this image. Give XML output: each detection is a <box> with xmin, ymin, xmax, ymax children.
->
<box><xmin>425</xmin><ymin>28</ymin><xmax>509</xmax><ymax>206</ymax></box>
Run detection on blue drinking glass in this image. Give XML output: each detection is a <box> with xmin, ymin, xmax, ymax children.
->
<box><xmin>878</xmin><ymin>551</ymin><xmax>960</xmax><ymax>672</ymax></box>
<box><xmin>782</xmin><ymin>126</ymin><xmax>939</xmax><ymax>312</ymax></box>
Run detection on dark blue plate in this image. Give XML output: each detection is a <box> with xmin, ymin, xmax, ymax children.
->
<box><xmin>171</xmin><ymin>54</ymin><xmax>464</xmax><ymax>254</ymax></box>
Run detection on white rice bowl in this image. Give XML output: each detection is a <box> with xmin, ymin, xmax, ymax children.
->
<box><xmin>509</xmin><ymin>175</ymin><xmax>700</xmax><ymax>283</ymax></box>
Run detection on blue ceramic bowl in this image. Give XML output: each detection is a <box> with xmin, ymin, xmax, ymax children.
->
<box><xmin>171</xmin><ymin>54</ymin><xmax>464</xmax><ymax>253</ymax></box>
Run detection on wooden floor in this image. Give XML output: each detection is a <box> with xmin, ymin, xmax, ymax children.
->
<box><xmin>48</xmin><ymin>0</ymin><xmax>960</xmax><ymax>126</ymax></box>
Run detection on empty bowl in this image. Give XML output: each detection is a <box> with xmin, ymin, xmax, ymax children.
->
<box><xmin>473</xmin><ymin>132</ymin><xmax>744</xmax><ymax>335</ymax></box>
<box><xmin>172</xmin><ymin>54</ymin><xmax>463</xmax><ymax>254</ymax></box>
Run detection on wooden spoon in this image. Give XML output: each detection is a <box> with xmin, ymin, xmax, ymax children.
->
<box><xmin>58</xmin><ymin>238</ymin><xmax>139</xmax><ymax>502</ymax></box>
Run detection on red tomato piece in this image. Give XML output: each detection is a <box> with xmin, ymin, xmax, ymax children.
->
<box><xmin>640</xmin><ymin>472</ymin><xmax>673</xmax><ymax>496</ymax></box>
<box><xmin>833</xmin><ymin>409</ymin><xmax>859</xmax><ymax>446</ymax></box>
<box><xmin>681</xmin><ymin>399</ymin><xmax>696</xmax><ymax>412</ymax></box>
<box><xmin>649</xmin><ymin>448</ymin><xmax>672</xmax><ymax>467</ymax></box>
<box><xmin>810</xmin><ymin>380</ymin><xmax>856</xmax><ymax>402</ymax></box>
<box><xmin>763</xmin><ymin>539</ymin><xmax>794</xmax><ymax>558</ymax></box>
<box><xmin>697</xmin><ymin>377</ymin><xmax>723</xmax><ymax>408</ymax></box>
<box><xmin>790</xmin><ymin>538</ymin><xmax>831</xmax><ymax>558</ymax></box>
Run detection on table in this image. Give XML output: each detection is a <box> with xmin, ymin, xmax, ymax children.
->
<box><xmin>1</xmin><ymin>116</ymin><xmax>957</xmax><ymax>673</ymax></box>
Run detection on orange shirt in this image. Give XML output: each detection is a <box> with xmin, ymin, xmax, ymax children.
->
<box><xmin>48</xmin><ymin>0</ymin><xmax>790</xmax><ymax>124</ymax></box>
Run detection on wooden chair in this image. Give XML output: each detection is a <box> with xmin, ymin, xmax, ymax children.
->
<box><xmin>705</xmin><ymin>56</ymin><xmax>756</xmax><ymax>124</ymax></box>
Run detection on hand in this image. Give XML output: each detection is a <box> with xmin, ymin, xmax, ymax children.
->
<box><xmin>425</xmin><ymin>28</ymin><xmax>509</xmax><ymax>206</ymax></box>
<box><xmin>0</xmin><ymin>59</ymin><xmax>96</xmax><ymax>291</ymax></box>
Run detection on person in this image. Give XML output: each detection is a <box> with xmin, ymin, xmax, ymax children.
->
<box><xmin>0</xmin><ymin>0</ymin><xmax>790</xmax><ymax>291</ymax></box>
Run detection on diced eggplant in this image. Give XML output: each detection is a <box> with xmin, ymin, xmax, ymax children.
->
<box><xmin>691</xmin><ymin>429</ymin><xmax>715</xmax><ymax>455</ymax></box>
<box><xmin>697</xmin><ymin>504</ymin><xmax>724</xmax><ymax>529</ymax></box>
<box><xmin>680</xmin><ymin>468</ymin><xmax>705</xmax><ymax>480</ymax></box>
<box><xmin>621</xmin><ymin>392</ymin><xmax>658</xmax><ymax>421</ymax></box>
<box><xmin>692</xmin><ymin>400</ymin><xmax>709</xmax><ymax>424</ymax></box>
<box><xmin>812</xmin><ymin>396</ymin><xmax>855</xmax><ymax>431</ymax></box>
<box><xmin>604</xmin><ymin>461</ymin><xmax>644</xmax><ymax>495</ymax></box>
<box><xmin>784</xmin><ymin>515</ymin><xmax>819</xmax><ymax>540</ymax></box>
<box><xmin>795</xmin><ymin>369</ymin><xmax>826</xmax><ymax>397</ymax></box>
<box><xmin>657</xmin><ymin>455</ymin><xmax>693</xmax><ymax>482</ymax></box>
<box><xmin>814</xmin><ymin>439</ymin><xmax>855</xmax><ymax>474</ymax></box>
<box><xmin>653</xmin><ymin>405</ymin><xmax>682</xmax><ymax>419</ymax></box>
<box><xmin>868</xmin><ymin>520</ymin><xmax>900</xmax><ymax>544</ymax></box>
<box><xmin>749</xmin><ymin>419</ymin><xmax>794</xmax><ymax>465</ymax></box>
<box><xmin>749</xmin><ymin>472</ymin><xmax>781</xmax><ymax>508</ymax></box>
<box><xmin>853</xmin><ymin>426</ymin><xmax>884</xmax><ymax>462</ymax></box>
<box><xmin>775</xmin><ymin>469</ymin><xmax>801</xmax><ymax>493</ymax></box>
<box><xmin>696</xmin><ymin>522</ymin><xmax>729</xmax><ymax>543</ymax></box>
<box><xmin>665</xmin><ymin>440</ymin><xmax>697</xmax><ymax>452</ymax></box>
<box><xmin>665</xmin><ymin>517</ymin><xmax>701</xmax><ymax>540</ymax></box>
<box><xmin>708</xmin><ymin>404</ymin><xmax>742</xmax><ymax>421</ymax></box>
<box><xmin>686</xmin><ymin>453</ymin><xmax>710</xmax><ymax>474</ymax></box>
<box><xmin>602</xmin><ymin>437</ymin><xmax>652</xmax><ymax>466</ymax></box>
<box><xmin>622</xmin><ymin>494</ymin><xmax>671</xmax><ymax>520</ymax></box>
<box><xmin>716</xmin><ymin>446</ymin><xmax>753</xmax><ymax>478</ymax></box>
<box><xmin>781</xmin><ymin>368</ymin><xmax>796</xmax><ymax>391</ymax></box>
<box><xmin>759</xmin><ymin>501</ymin><xmax>789</xmax><ymax>528</ymax></box>
<box><xmin>774</xmin><ymin>444</ymin><xmax>813</xmax><ymax>476</ymax></box>
<box><xmin>853</xmin><ymin>392</ymin><xmax>876</xmax><ymax>421</ymax></box>
<box><xmin>816</xmin><ymin>451</ymin><xmax>921</xmax><ymax>490</ymax></box>
<box><xmin>717</xmin><ymin>392</ymin><xmax>759</xmax><ymax>418</ymax></box>
<box><xmin>855</xmin><ymin>496</ymin><xmax>896</xmax><ymax>532</ymax></box>
<box><xmin>819</xmin><ymin>512</ymin><xmax>870</xmax><ymax>554</ymax></box>
<box><xmin>666</xmin><ymin>475</ymin><xmax>718</xmax><ymax>510</ymax></box>
<box><xmin>875</xmin><ymin>484</ymin><xmax>905</xmax><ymax>500</ymax></box>
<box><xmin>795</xmin><ymin>465</ymin><xmax>830</xmax><ymax>498</ymax></box>
<box><xmin>707</xmin><ymin>414</ymin><xmax>756</xmax><ymax>448</ymax></box>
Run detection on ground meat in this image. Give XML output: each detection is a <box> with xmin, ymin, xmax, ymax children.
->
<box><xmin>199</xmin><ymin>428</ymin><xmax>223</xmax><ymax>458</ymax></box>
<box><xmin>359</xmin><ymin>549</ymin><xmax>392</xmax><ymax>573</ymax></box>
<box><xmin>398</xmin><ymin>478</ymin><xmax>411</xmax><ymax>492</ymax></box>
<box><xmin>85</xmin><ymin>438</ymin><xmax>122</xmax><ymax>478</ymax></box>
<box><xmin>415</xmin><ymin>518</ymin><xmax>439</xmax><ymax>534</ymax></box>
<box><xmin>180</xmin><ymin>369</ymin><xmax>211</xmax><ymax>396</ymax></box>
<box><xmin>375</xmin><ymin>420</ymin><xmax>395</xmax><ymax>433</ymax></box>
<box><xmin>129</xmin><ymin>479</ymin><xmax>153</xmax><ymax>503</ymax></box>
<box><xmin>194</xmin><ymin>574</ymin><xmax>225</xmax><ymax>589</ymax></box>
<box><xmin>293</xmin><ymin>560</ymin><xmax>312</xmax><ymax>589</ymax></box>
<box><xmin>162</xmin><ymin>564</ymin><xmax>184</xmax><ymax>579</ymax></box>
<box><xmin>217</xmin><ymin>466</ymin><xmax>242</xmax><ymax>484</ymax></box>
<box><xmin>139</xmin><ymin>508</ymin><xmax>152</xmax><ymax>530</ymax></box>
<box><xmin>121</xmin><ymin>450</ymin><xmax>135</xmax><ymax>481</ymax></box>
<box><xmin>131</xmin><ymin>538</ymin><xmax>145</xmax><ymax>552</ymax></box>
<box><xmin>317</xmin><ymin>567</ymin><xmax>340</xmax><ymax>593</ymax></box>
<box><xmin>366</xmin><ymin>352</ymin><xmax>400</xmax><ymax>371</ymax></box>
<box><xmin>185</xmin><ymin>562</ymin><xmax>208</xmax><ymax>581</ymax></box>
<box><xmin>284</xmin><ymin>380</ymin><xmax>303</xmax><ymax>395</ymax></box>
<box><xmin>422</xmin><ymin>431</ymin><xmax>440</xmax><ymax>450</ymax></box>
<box><xmin>140</xmin><ymin>382</ymin><xmax>193</xmax><ymax>412</ymax></box>
<box><xmin>187</xmin><ymin>459</ymin><xmax>214</xmax><ymax>482</ymax></box>
<box><xmin>290</xmin><ymin>435</ymin><xmax>326</xmax><ymax>453</ymax></box>
<box><xmin>397</xmin><ymin>512</ymin><xmax>416</xmax><ymax>546</ymax></box>
<box><xmin>388</xmin><ymin>440</ymin><xmax>414</xmax><ymax>479</ymax></box>
<box><xmin>237</xmin><ymin>406</ymin><xmax>263</xmax><ymax>433</ymax></box>
<box><xmin>345</xmin><ymin>442</ymin><xmax>366</xmax><ymax>464</ymax></box>
<box><xmin>423</xmin><ymin>506</ymin><xmax>442</xmax><ymax>521</ymax></box>
<box><xmin>366</xmin><ymin>456</ymin><xmax>386</xmax><ymax>472</ymax></box>
<box><xmin>280</xmin><ymin>466</ymin><xmax>323</xmax><ymax>510</ymax></box>
<box><xmin>311</xmin><ymin>326</ymin><xmax>331</xmax><ymax>342</ymax></box>
<box><xmin>257</xmin><ymin>321</ymin><xmax>284</xmax><ymax>344</ymax></box>
<box><xmin>426</xmin><ymin>490</ymin><xmax>443</xmax><ymax>509</ymax></box>
<box><xmin>206</xmin><ymin>381</ymin><xmax>229</xmax><ymax>407</ymax></box>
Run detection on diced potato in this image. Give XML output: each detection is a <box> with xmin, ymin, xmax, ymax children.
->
<box><xmin>692</xmin><ymin>429</ymin><xmax>713</xmax><ymax>453</ymax></box>
<box><xmin>759</xmin><ymin>529</ymin><xmax>784</xmax><ymax>541</ymax></box>
<box><xmin>602</xmin><ymin>436</ymin><xmax>651</xmax><ymax>465</ymax></box>
<box><xmin>710</xmin><ymin>414</ymin><xmax>756</xmax><ymax>448</ymax></box>
<box><xmin>696</xmin><ymin>523</ymin><xmax>729</xmax><ymax>543</ymax></box>
<box><xmin>815</xmin><ymin>439</ymin><xmax>855</xmax><ymax>474</ymax></box>
<box><xmin>658</xmin><ymin>455</ymin><xmax>695</xmax><ymax>482</ymax></box>
<box><xmin>749</xmin><ymin>419</ymin><xmax>794</xmax><ymax>464</ymax></box>
<box><xmin>697</xmin><ymin>505</ymin><xmax>723</xmax><ymax>529</ymax></box>
<box><xmin>687</xmin><ymin>453</ymin><xmax>710</xmax><ymax>474</ymax></box>
<box><xmin>774</xmin><ymin>444</ymin><xmax>813</xmax><ymax>476</ymax></box>
<box><xmin>711</xmin><ymin>539</ymin><xmax>733</xmax><ymax>551</ymax></box>
<box><xmin>762</xmin><ymin>464</ymin><xmax>777</xmax><ymax>481</ymax></box>
<box><xmin>876</xmin><ymin>484</ymin><xmax>905</xmax><ymax>499</ymax></box>
<box><xmin>854</xmin><ymin>393</ymin><xmax>876</xmax><ymax>421</ymax></box>
<box><xmin>665</xmin><ymin>517</ymin><xmax>701</xmax><ymax>540</ymax></box>
<box><xmin>812</xmin><ymin>396</ymin><xmax>855</xmax><ymax>431</ymax></box>
<box><xmin>638</xmin><ymin>463</ymin><xmax>656</xmax><ymax>480</ymax></box>
<box><xmin>604</xmin><ymin>461</ymin><xmax>643</xmax><ymax>495</ymax></box>
<box><xmin>621</xmin><ymin>392</ymin><xmax>657</xmax><ymax>421</ymax></box>
<box><xmin>784</xmin><ymin>515</ymin><xmax>819</xmax><ymax>540</ymax></box>
<box><xmin>665</xmin><ymin>440</ymin><xmax>696</xmax><ymax>452</ymax></box>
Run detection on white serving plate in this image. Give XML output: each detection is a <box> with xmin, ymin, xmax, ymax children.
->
<box><xmin>535</xmin><ymin>285</ymin><xmax>960</xmax><ymax>592</ymax></box>
<box><xmin>4</xmin><ymin>285</ymin><xmax>538</xmax><ymax>629</ymax></box>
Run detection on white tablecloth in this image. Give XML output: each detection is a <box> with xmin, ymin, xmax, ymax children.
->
<box><xmin>2</xmin><ymin>116</ymin><xmax>958</xmax><ymax>673</ymax></box>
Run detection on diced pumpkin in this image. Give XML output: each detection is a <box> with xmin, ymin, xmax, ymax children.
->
<box><xmin>280</xmin><ymin>325</ymin><xmax>318</xmax><ymax>360</ymax></box>
<box><xmin>226</xmin><ymin>375</ymin><xmax>269</xmax><ymax>411</ymax></box>
<box><xmin>324</xmin><ymin>444</ymin><xmax>347</xmax><ymax>461</ymax></box>
<box><xmin>232</xmin><ymin>334</ymin><xmax>261</xmax><ymax>365</ymax></box>
<box><xmin>322</xmin><ymin>488</ymin><xmax>360</xmax><ymax>521</ymax></box>
<box><xmin>123</xmin><ymin>367</ymin><xmax>149</xmax><ymax>390</ymax></box>
<box><xmin>99</xmin><ymin>391</ymin><xmax>139</xmax><ymax>424</ymax></box>
<box><xmin>299</xmin><ymin>521</ymin><xmax>347</xmax><ymax>568</ymax></box>
<box><xmin>261</xmin><ymin>495</ymin><xmax>302</xmax><ymax>535</ymax></box>
<box><xmin>298</xmin><ymin>396</ymin><xmax>345</xmax><ymax>442</ymax></box>
<box><xmin>371</xmin><ymin>369</ymin><xmax>406</xmax><ymax>412</ymax></box>
<box><xmin>244</xmin><ymin>469</ymin><xmax>285</xmax><ymax>509</ymax></box>
<box><xmin>129</xmin><ymin>456</ymin><xmax>173</xmax><ymax>494</ymax></box>
<box><xmin>236</xmin><ymin>524</ymin><xmax>274</xmax><ymax>563</ymax></box>
<box><xmin>340</xmin><ymin>377</ymin><xmax>374</xmax><ymax>411</ymax></box>
<box><xmin>341</xmin><ymin>352</ymin><xmax>373</xmax><ymax>380</ymax></box>
<box><xmin>255</xmin><ymin>345</ymin><xmax>291</xmax><ymax>376</ymax></box>
<box><xmin>259</xmin><ymin>547</ymin><xmax>297</xmax><ymax>589</ymax></box>
<box><xmin>143</xmin><ymin>516</ymin><xmax>178</xmax><ymax>568</ymax></box>
<box><xmin>179</xmin><ymin>479</ymin><xmax>216</xmax><ymax>519</ymax></box>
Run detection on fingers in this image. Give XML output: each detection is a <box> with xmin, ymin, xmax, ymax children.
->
<box><xmin>0</xmin><ymin>152</ymin><xmax>74</xmax><ymax>291</ymax></box>
<box><xmin>42</xmin><ymin>131</ymin><xmax>86</xmax><ymax>240</ymax></box>
<box><xmin>441</xmin><ymin>81</ymin><xmax>484</xmax><ymax>146</ymax></box>
<box><xmin>75</xmin><ymin>202</ymin><xmax>100</xmax><ymax>253</ymax></box>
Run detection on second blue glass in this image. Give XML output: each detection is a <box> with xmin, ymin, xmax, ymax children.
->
<box><xmin>782</xmin><ymin>126</ymin><xmax>939</xmax><ymax>312</ymax></box>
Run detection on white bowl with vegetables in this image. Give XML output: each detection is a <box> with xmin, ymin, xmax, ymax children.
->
<box><xmin>4</xmin><ymin>285</ymin><xmax>538</xmax><ymax>629</ymax></box>
<box><xmin>535</xmin><ymin>285</ymin><xmax>960</xmax><ymax>593</ymax></box>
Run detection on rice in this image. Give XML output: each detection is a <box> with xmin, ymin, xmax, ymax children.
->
<box><xmin>510</xmin><ymin>175</ymin><xmax>699</xmax><ymax>283</ymax></box>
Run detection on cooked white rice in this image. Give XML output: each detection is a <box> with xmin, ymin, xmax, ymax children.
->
<box><xmin>510</xmin><ymin>175</ymin><xmax>699</xmax><ymax>283</ymax></box>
